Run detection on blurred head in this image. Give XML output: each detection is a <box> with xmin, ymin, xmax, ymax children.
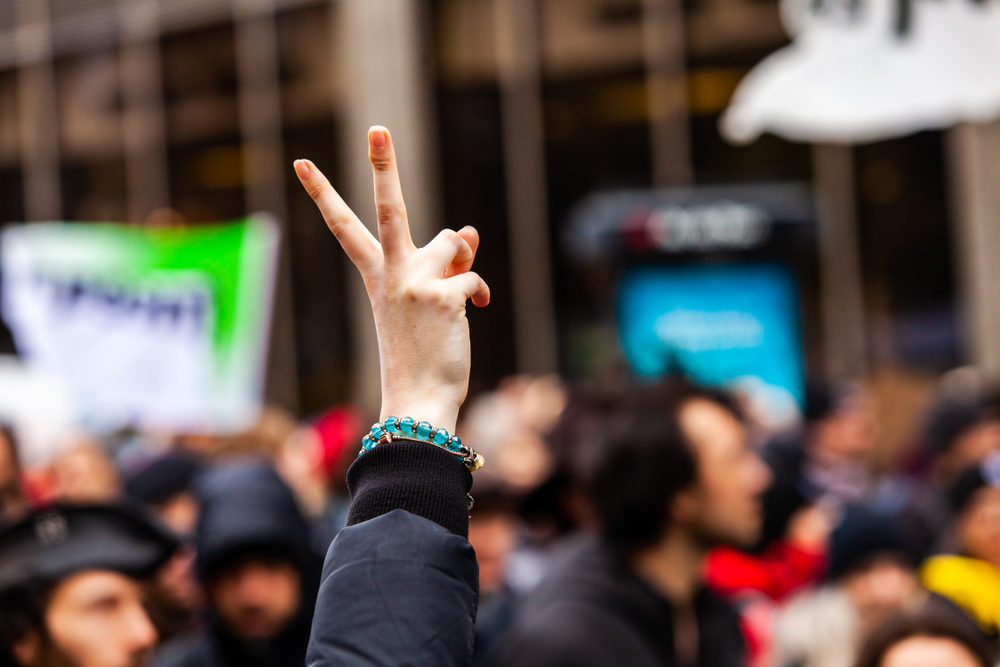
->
<box><xmin>124</xmin><ymin>453</ymin><xmax>204</xmax><ymax>618</ymax></box>
<box><xmin>582</xmin><ymin>379</ymin><xmax>771</xmax><ymax>555</ymax></box>
<box><xmin>275</xmin><ymin>407</ymin><xmax>362</xmax><ymax>518</ymax></box>
<box><xmin>461</xmin><ymin>377</ymin><xmax>565</xmax><ymax>494</ymax></box>
<box><xmin>950</xmin><ymin>455</ymin><xmax>1000</xmax><ymax>565</ymax></box>
<box><xmin>125</xmin><ymin>454</ymin><xmax>202</xmax><ymax>539</ymax></box>
<box><xmin>194</xmin><ymin>462</ymin><xmax>317</xmax><ymax>642</ymax></box>
<box><xmin>878</xmin><ymin>636</ymin><xmax>983</xmax><ymax>667</ymax></box>
<box><xmin>50</xmin><ymin>442</ymin><xmax>120</xmax><ymax>504</ymax></box>
<box><xmin>469</xmin><ymin>511</ymin><xmax>518</xmax><ymax>595</ymax></box>
<box><xmin>854</xmin><ymin>611</ymin><xmax>993</xmax><ymax>667</ymax></box>
<box><xmin>956</xmin><ymin>487</ymin><xmax>1000</xmax><ymax>565</ymax></box>
<box><xmin>842</xmin><ymin>556</ymin><xmax>920</xmax><ymax>627</ymax></box>
<box><xmin>806</xmin><ymin>381</ymin><xmax>876</xmax><ymax>461</ymax></box>
<box><xmin>2</xmin><ymin>570</ymin><xmax>158</xmax><ymax>667</ymax></box>
<box><xmin>828</xmin><ymin>507</ymin><xmax>920</xmax><ymax>624</ymax></box>
<box><xmin>0</xmin><ymin>504</ymin><xmax>177</xmax><ymax>667</ymax></box>
<box><xmin>924</xmin><ymin>396</ymin><xmax>1000</xmax><ymax>482</ymax></box>
<box><xmin>466</xmin><ymin>477</ymin><xmax>520</xmax><ymax>595</ymax></box>
<box><xmin>205</xmin><ymin>551</ymin><xmax>301</xmax><ymax>640</ymax></box>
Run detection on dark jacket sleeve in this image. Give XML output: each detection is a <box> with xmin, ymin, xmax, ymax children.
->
<box><xmin>307</xmin><ymin>442</ymin><xmax>479</xmax><ymax>666</ymax></box>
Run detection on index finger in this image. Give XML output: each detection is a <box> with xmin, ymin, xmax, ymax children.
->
<box><xmin>294</xmin><ymin>159</ymin><xmax>381</xmax><ymax>271</ymax></box>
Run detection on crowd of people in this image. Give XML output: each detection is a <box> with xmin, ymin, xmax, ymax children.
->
<box><xmin>0</xmin><ymin>127</ymin><xmax>998</xmax><ymax>666</ymax></box>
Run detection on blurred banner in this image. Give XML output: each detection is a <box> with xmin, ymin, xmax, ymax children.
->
<box><xmin>618</xmin><ymin>264</ymin><xmax>804</xmax><ymax>428</ymax></box>
<box><xmin>1</xmin><ymin>217</ymin><xmax>278</xmax><ymax>433</ymax></box>
<box><xmin>722</xmin><ymin>0</ymin><xmax>1000</xmax><ymax>143</ymax></box>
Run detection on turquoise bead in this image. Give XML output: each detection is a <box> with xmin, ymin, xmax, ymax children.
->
<box><xmin>432</xmin><ymin>428</ymin><xmax>450</xmax><ymax>445</ymax></box>
<box><xmin>370</xmin><ymin>424</ymin><xmax>384</xmax><ymax>440</ymax></box>
<box><xmin>362</xmin><ymin>435</ymin><xmax>376</xmax><ymax>451</ymax></box>
<box><xmin>398</xmin><ymin>417</ymin><xmax>415</xmax><ymax>433</ymax></box>
<box><xmin>415</xmin><ymin>421</ymin><xmax>433</xmax><ymax>439</ymax></box>
<box><xmin>448</xmin><ymin>436</ymin><xmax>463</xmax><ymax>452</ymax></box>
<box><xmin>384</xmin><ymin>416</ymin><xmax>398</xmax><ymax>432</ymax></box>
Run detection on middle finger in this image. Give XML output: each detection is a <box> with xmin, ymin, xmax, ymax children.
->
<box><xmin>369</xmin><ymin>126</ymin><xmax>414</xmax><ymax>260</ymax></box>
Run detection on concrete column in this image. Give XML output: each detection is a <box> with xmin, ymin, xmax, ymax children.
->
<box><xmin>234</xmin><ymin>0</ymin><xmax>287</xmax><ymax>220</ymax></box>
<box><xmin>641</xmin><ymin>0</ymin><xmax>693</xmax><ymax>186</ymax></box>
<box><xmin>494</xmin><ymin>0</ymin><xmax>559</xmax><ymax>374</ymax></box>
<box><xmin>334</xmin><ymin>0</ymin><xmax>441</xmax><ymax>411</ymax></box>
<box><xmin>118</xmin><ymin>0</ymin><xmax>171</xmax><ymax>222</ymax></box>
<box><xmin>813</xmin><ymin>144</ymin><xmax>867</xmax><ymax>378</ymax></box>
<box><xmin>15</xmin><ymin>0</ymin><xmax>60</xmax><ymax>222</ymax></box>
<box><xmin>234</xmin><ymin>0</ymin><xmax>300</xmax><ymax>412</ymax></box>
<box><xmin>947</xmin><ymin>121</ymin><xmax>1000</xmax><ymax>378</ymax></box>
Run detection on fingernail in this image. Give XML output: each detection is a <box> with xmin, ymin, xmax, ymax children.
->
<box><xmin>293</xmin><ymin>159</ymin><xmax>311</xmax><ymax>180</ymax></box>
<box><xmin>369</xmin><ymin>127</ymin><xmax>387</xmax><ymax>149</ymax></box>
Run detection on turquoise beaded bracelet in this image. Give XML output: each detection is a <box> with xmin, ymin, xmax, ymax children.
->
<box><xmin>359</xmin><ymin>416</ymin><xmax>485</xmax><ymax>472</ymax></box>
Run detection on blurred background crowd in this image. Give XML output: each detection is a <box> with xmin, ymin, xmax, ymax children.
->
<box><xmin>0</xmin><ymin>0</ymin><xmax>999</xmax><ymax>665</ymax></box>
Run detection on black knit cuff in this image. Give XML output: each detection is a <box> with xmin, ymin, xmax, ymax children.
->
<box><xmin>345</xmin><ymin>441</ymin><xmax>473</xmax><ymax>538</ymax></box>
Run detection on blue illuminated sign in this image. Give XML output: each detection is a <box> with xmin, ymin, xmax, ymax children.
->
<box><xmin>618</xmin><ymin>263</ymin><xmax>804</xmax><ymax>412</ymax></box>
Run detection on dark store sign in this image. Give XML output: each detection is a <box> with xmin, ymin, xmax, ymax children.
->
<box><xmin>566</xmin><ymin>184</ymin><xmax>811</xmax><ymax>260</ymax></box>
<box><xmin>640</xmin><ymin>202</ymin><xmax>770</xmax><ymax>253</ymax></box>
<box><xmin>722</xmin><ymin>0</ymin><xmax>1000</xmax><ymax>144</ymax></box>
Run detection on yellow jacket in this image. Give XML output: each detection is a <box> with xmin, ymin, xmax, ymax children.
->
<box><xmin>921</xmin><ymin>554</ymin><xmax>1000</xmax><ymax>635</ymax></box>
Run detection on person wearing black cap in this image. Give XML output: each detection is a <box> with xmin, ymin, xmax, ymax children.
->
<box><xmin>155</xmin><ymin>461</ymin><xmax>320</xmax><ymax>667</ymax></box>
<box><xmin>0</xmin><ymin>503</ymin><xmax>178</xmax><ymax>667</ymax></box>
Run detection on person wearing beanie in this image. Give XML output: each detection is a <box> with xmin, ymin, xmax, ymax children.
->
<box><xmin>0</xmin><ymin>503</ymin><xmax>178</xmax><ymax>667</ymax></box>
<box><xmin>155</xmin><ymin>461</ymin><xmax>320</xmax><ymax>667</ymax></box>
<box><xmin>921</xmin><ymin>452</ymin><xmax>1000</xmax><ymax>637</ymax></box>
<box><xmin>125</xmin><ymin>454</ymin><xmax>201</xmax><ymax>536</ymax></box>
<box><xmin>124</xmin><ymin>453</ymin><xmax>204</xmax><ymax>642</ymax></box>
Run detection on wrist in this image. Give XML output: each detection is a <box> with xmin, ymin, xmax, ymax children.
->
<box><xmin>379</xmin><ymin>400</ymin><xmax>460</xmax><ymax>435</ymax></box>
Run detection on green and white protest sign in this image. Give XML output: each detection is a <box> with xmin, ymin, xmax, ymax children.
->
<box><xmin>1</xmin><ymin>217</ymin><xmax>279</xmax><ymax>433</ymax></box>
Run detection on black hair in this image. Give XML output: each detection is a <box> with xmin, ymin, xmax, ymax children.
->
<box><xmin>854</xmin><ymin>610</ymin><xmax>995</xmax><ymax>667</ymax></box>
<box><xmin>0</xmin><ymin>583</ymin><xmax>51</xmax><ymax>667</ymax></box>
<box><xmin>0</xmin><ymin>425</ymin><xmax>24</xmax><ymax>517</ymax></box>
<box><xmin>569</xmin><ymin>376</ymin><xmax>743</xmax><ymax>553</ymax></box>
<box><xmin>948</xmin><ymin>455</ymin><xmax>1000</xmax><ymax>515</ymax></box>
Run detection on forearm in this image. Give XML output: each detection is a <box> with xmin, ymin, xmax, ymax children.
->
<box><xmin>345</xmin><ymin>441</ymin><xmax>473</xmax><ymax>537</ymax></box>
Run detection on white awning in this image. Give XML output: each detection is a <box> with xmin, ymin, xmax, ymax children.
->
<box><xmin>721</xmin><ymin>0</ymin><xmax>1000</xmax><ymax>144</ymax></box>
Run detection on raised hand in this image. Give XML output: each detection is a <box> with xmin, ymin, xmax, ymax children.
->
<box><xmin>293</xmin><ymin>126</ymin><xmax>489</xmax><ymax>434</ymax></box>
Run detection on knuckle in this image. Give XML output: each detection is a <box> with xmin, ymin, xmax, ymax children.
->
<box><xmin>400</xmin><ymin>281</ymin><xmax>451</xmax><ymax>308</ymax></box>
<box><xmin>401</xmin><ymin>283</ymin><xmax>422</xmax><ymax>304</ymax></box>
<box><xmin>305</xmin><ymin>181</ymin><xmax>327</xmax><ymax>201</ymax></box>
<box><xmin>467</xmin><ymin>271</ymin><xmax>485</xmax><ymax>288</ymax></box>
<box><xmin>430</xmin><ymin>286</ymin><xmax>453</xmax><ymax>306</ymax></box>
<box><xmin>370</xmin><ymin>154</ymin><xmax>394</xmax><ymax>172</ymax></box>
<box><xmin>438</xmin><ymin>228</ymin><xmax>460</xmax><ymax>245</ymax></box>
<box><xmin>376</xmin><ymin>202</ymin><xmax>404</xmax><ymax>227</ymax></box>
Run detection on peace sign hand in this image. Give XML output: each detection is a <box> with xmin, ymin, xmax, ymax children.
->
<box><xmin>294</xmin><ymin>126</ymin><xmax>490</xmax><ymax>434</ymax></box>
